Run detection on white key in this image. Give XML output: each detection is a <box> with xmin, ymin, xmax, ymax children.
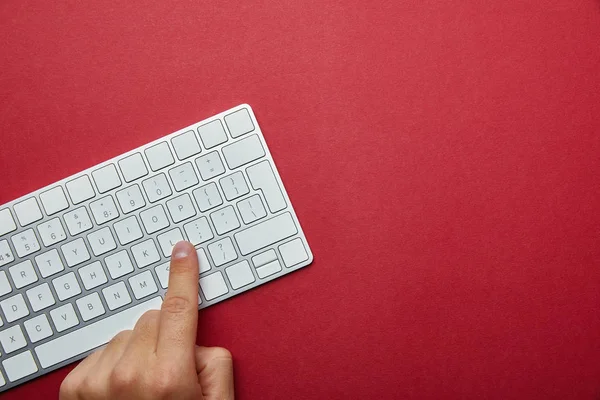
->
<box><xmin>142</xmin><ymin>174</ymin><xmax>172</xmax><ymax>203</ymax></box>
<box><xmin>219</xmin><ymin>172</ymin><xmax>249</xmax><ymax>201</ymax></box>
<box><xmin>193</xmin><ymin>183</ymin><xmax>223</xmax><ymax>212</ymax></box>
<box><xmin>37</xmin><ymin>217</ymin><xmax>67</xmax><ymax>246</ymax></box>
<box><xmin>198</xmin><ymin>120</ymin><xmax>228</xmax><ymax>149</ymax></box>
<box><xmin>0</xmin><ymin>271</ymin><xmax>12</xmax><ymax>296</ymax></box>
<box><xmin>90</xmin><ymin>196</ymin><xmax>119</xmax><ymax>224</ymax></box>
<box><xmin>2</xmin><ymin>350</ymin><xmax>38</xmax><ymax>382</ymax></box>
<box><xmin>92</xmin><ymin>164</ymin><xmax>122</xmax><ymax>193</ymax></box>
<box><xmin>66</xmin><ymin>175</ymin><xmax>95</xmax><ymax>204</ymax></box>
<box><xmin>195</xmin><ymin>151</ymin><xmax>226</xmax><ymax>181</ymax></box>
<box><xmin>61</xmin><ymin>238</ymin><xmax>91</xmax><ymax>267</ymax></box>
<box><xmin>251</xmin><ymin>249</ymin><xmax>277</xmax><ymax>267</ymax></box>
<box><xmin>140</xmin><ymin>205</ymin><xmax>169</xmax><ymax>234</ymax></box>
<box><xmin>24</xmin><ymin>314</ymin><xmax>53</xmax><ymax>343</ymax></box>
<box><xmin>234</xmin><ymin>212</ymin><xmax>297</xmax><ymax>255</ymax></box>
<box><xmin>157</xmin><ymin>228</ymin><xmax>184</xmax><ymax>257</ymax></box>
<box><xmin>0</xmin><ymin>208</ymin><xmax>17</xmax><ymax>236</ymax></box>
<box><xmin>34</xmin><ymin>249</ymin><xmax>65</xmax><ymax>278</ymax></box>
<box><xmin>52</xmin><ymin>272</ymin><xmax>81</xmax><ymax>301</ymax></box>
<box><xmin>256</xmin><ymin>259</ymin><xmax>282</xmax><ymax>278</ymax></box>
<box><xmin>237</xmin><ymin>194</ymin><xmax>267</xmax><ymax>224</ymax></box>
<box><xmin>166</xmin><ymin>194</ymin><xmax>196</xmax><ymax>223</ymax></box>
<box><xmin>128</xmin><ymin>271</ymin><xmax>158</xmax><ymax>300</ymax></box>
<box><xmin>247</xmin><ymin>160</ymin><xmax>287</xmax><ymax>212</ymax></box>
<box><xmin>1</xmin><ymin>294</ymin><xmax>29</xmax><ymax>323</ymax></box>
<box><xmin>0</xmin><ymin>240</ymin><xmax>15</xmax><ymax>267</ymax></box>
<box><xmin>210</xmin><ymin>206</ymin><xmax>240</xmax><ymax>235</ymax></box>
<box><xmin>131</xmin><ymin>239</ymin><xmax>160</xmax><ymax>268</ymax></box>
<box><xmin>39</xmin><ymin>186</ymin><xmax>69</xmax><ymax>215</ymax></box>
<box><xmin>279</xmin><ymin>238</ymin><xmax>309</xmax><ymax>268</ymax></box>
<box><xmin>225</xmin><ymin>260</ymin><xmax>255</xmax><ymax>290</ymax></box>
<box><xmin>78</xmin><ymin>261</ymin><xmax>108</xmax><ymax>290</ymax></box>
<box><xmin>144</xmin><ymin>142</ymin><xmax>174</xmax><ymax>171</ymax></box>
<box><xmin>13</xmin><ymin>197</ymin><xmax>43</xmax><ymax>226</ymax></box>
<box><xmin>11</xmin><ymin>229</ymin><xmax>41</xmax><ymax>257</ymax></box>
<box><xmin>207</xmin><ymin>237</ymin><xmax>237</xmax><ymax>267</ymax></box>
<box><xmin>35</xmin><ymin>297</ymin><xmax>162</xmax><ymax>368</ymax></box>
<box><xmin>118</xmin><ymin>153</ymin><xmax>148</xmax><ymax>182</ymax></box>
<box><xmin>26</xmin><ymin>283</ymin><xmax>55</xmax><ymax>312</ymax></box>
<box><xmin>224</xmin><ymin>108</ymin><xmax>255</xmax><ymax>138</ymax></box>
<box><xmin>50</xmin><ymin>303</ymin><xmax>79</xmax><ymax>332</ymax></box>
<box><xmin>116</xmin><ymin>184</ymin><xmax>146</xmax><ymax>214</ymax></box>
<box><xmin>183</xmin><ymin>217</ymin><xmax>213</xmax><ymax>245</ymax></box>
<box><xmin>102</xmin><ymin>281</ymin><xmax>132</xmax><ymax>310</ymax></box>
<box><xmin>169</xmin><ymin>162</ymin><xmax>199</xmax><ymax>192</ymax></box>
<box><xmin>9</xmin><ymin>260</ymin><xmax>38</xmax><ymax>289</ymax></box>
<box><xmin>76</xmin><ymin>292</ymin><xmax>105</xmax><ymax>321</ymax></box>
<box><xmin>105</xmin><ymin>250</ymin><xmax>134</xmax><ymax>279</ymax></box>
<box><xmin>87</xmin><ymin>227</ymin><xmax>117</xmax><ymax>256</ymax></box>
<box><xmin>154</xmin><ymin>262</ymin><xmax>170</xmax><ymax>289</ymax></box>
<box><xmin>0</xmin><ymin>370</ymin><xmax>4</xmax><ymax>386</ymax></box>
<box><xmin>0</xmin><ymin>325</ymin><xmax>27</xmax><ymax>354</ymax></box>
<box><xmin>196</xmin><ymin>248</ymin><xmax>212</xmax><ymax>274</ymax></box>
<box><xmin>222</xmin><ymin>134</ymin><xmax>265</xmax><ymax>169</ymax></box>
<box><xmin>64</xmin><ymin>207</ymin><xmax>93</xmax><ymax>235</ymax></box>
<box><xmin>199</xmin><ymin>271</ymin><xmax>228</xmax><ymax>301</ymax></box>
<box><xmin>171</xmin><ymin>130</ymin><xmax>201</xmax><ymax>160</ymax></box>
<box><xmin>114</xmin><ymin>215</ymin><xmax>143</xmax><ymax>245</ymax></box>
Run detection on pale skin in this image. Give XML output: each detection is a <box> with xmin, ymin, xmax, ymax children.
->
<box><xmin>59</xmin><ymin>241</ymin><xmax>234</xmax><ymax>400</ymax></box>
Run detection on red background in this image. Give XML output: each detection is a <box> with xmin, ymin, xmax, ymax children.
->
<box><xmin>1</xmin><ymin>0</ymin><xmax>600</xmax><ymax>399</ymax></box>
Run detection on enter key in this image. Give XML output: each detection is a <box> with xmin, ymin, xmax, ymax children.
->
<box><xmin>246</xmin><ymin>160</ymin><xmax>287</xmax><ymax>212</ymax></box>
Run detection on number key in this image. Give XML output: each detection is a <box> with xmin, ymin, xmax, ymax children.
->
<box><xmin>142</xmin><ymin>174</ymin><xmax>172</xmax><ymax>203</ymax></box>
<box><xmin>64</xmin><ymin>207</ymin><xmax>93</xmax><ymax>235</ymax></box>
<box><xmin>0</xmin><ymin>240</ymin><xmax>15</xmax><ymax>267</ymax></box>
<box><xmin>116</xmin><ymin>184</ymin><xmax>146</xmax><ymax>214</ymax></box>
<box><xmin>37</xmin><ymin>218</ymin><xmax>67</xmax><ymax>246</ymax></box>
<box><xmin>90</xmin><ymin>196</ymin><xmax>119</xmax><ymax>224</ymax></box>
<box><xmin>11</xmin><ymin>229</ymin><xmax>41</xmax><ymax>257</ymax></box>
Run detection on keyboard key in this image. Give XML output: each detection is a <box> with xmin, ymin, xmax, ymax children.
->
<box><xmin>247</xmin><ymin>160</ymin><xmax>286</xmax><ymax>212</ymax></box>
<box><xmin>116</xmin><ymin>184</ymin><xmax>146</xmax><ymax>214</ymax></box>
<box><xmin>142</xmin><ymin>174</ymin><xmax>172</xmax><ymax>203</ymax></box>
<box><xmin>102</xmin><ymin>281</ymin><xmax>132</xmax><ymax>310</ymax></box>
<box><xmin>128</xmin><ymin>271</ymin><xmax>158</xmax><ymax>300</ymax></box>
<box><xmin>1</xmin><ymin>294</ymin><xmax>29</xmax><ymax>323</ymax></box>
<box><xmin>279</xmin><ymin>238</ymin><xmax>309</xmax><ymax>268</ymax></box>
<box><xmin>171</xmin><ymin>130</ymin><xmax>201</xmax><ymax>160</ymax></box>
<box><xmin>76</xmin><ymin>292</ymin><xmax>106</xmax><ymax>322</ymax></box>
<box><xmin>196</xmin><ymin>248</ymin><xmax>212</xmax><ymax>274</ymax></box>
<box><xmin>2</xmin><ymin>350</ymin><xmax>38</xmax><ymax>382</ymax></box>
<box><xmin>13</xmin><ymin>197</ymin><xmax>43</xmax><ymax>226</ymax></box>
<box><xmin>92</xmin><ymin>164</ymin><xmax>122</xmax><ymax>194</ymax></box>
<box><xmin>50</xmin><ymin>303</ymin><xmax>79</xmax><ymax>332</ymax></box>
<box><xmin>87</xmin><ymin>227</ymin><xmax>117</xmax><ymax>256</ymax></box>
<box><xmin>166</xmin><ymin>194</ymin><xmax>196</xmax><ymax>223</ymax></box>
<box><xmin>39</xmin><ymin>186</ymin><xmax>69</xmax><ymax>215</ymax></box>
<box><xmin>222</xmin><ymin>134</ymin><xmax>265</xmax><ymax>169</ymax></box>
<box><xmin>0</xmin><ymin>370</ymin><xmax>4</xmax><ymax>386</ymax></box>
<box><xmin>118</xmin><ymin>153</ymin><xmax>148</xmax><ymax>182</ymax></box>
<box><xmin>25</xmin><ymin>282</ymin><xmax>55</xmax><ymax>312</ymax></box>
<box><xmin>78</xmin><ymin>261</ymin><xmax>108</xmax><ymax>290</ymax></box>
<box><xmin>35</xmin><ymin>297</ymin><xmax>162</xmax><ymax>368</ymax></box>
<box><xmin>131</xmin><ymin>239</ymin><xmax>160</xmax><ymax>268</ymax></box>
<box><xmin>105</xmin><ymin>250</ymin><xmax>134</xmax><ymax>279</ymax></box>
<box><xmin>193</xmin><ymin>183</ymin><xmax>223</xmax><ymax>212</ymax></box>
<box><xmin>225</xmin><ymin>260</ymin><xmax>255</xmax><ymax>290</ymax></box>
<box><xmin>169</xmin><ymin>162</ymin><xmax>199</xmax><ymax>192</ymax></box>
<box><xmin>224</xmin><ymin>108</ymin><xmax>255</xmax><ymax>138</ymax></box>
<box><xmin>198</xmin><ymin>120</ymin><xmax>228</xmax><ymax>149</ymax></box>
<box><xmin>219</xmin><ymin>172</ymin><xmax>249</xmax><ymax>201</ymax></box>
<box><xmin>66</xmin><ymin>175</ymin><xmax>95</xmax><ymax>205</ymax></box>
<box><xmin>0</xmin><ymin>209</ymin><xmax>17</xmax><ymax>236</ymax></box>
<box><xmin>155</xmin><ymin>262</ymin><xmax>170</xmax><ymax>289</ymax></box>
<box><xmin>90</xmin><ymin>196</ymin><xmax>119</xmax><ymax>224</ymax></box>
<box><xmin>37</xmin><ymin>217</ymin><xmax>67</xmax><ymax>246</ymax></box>
<box><xmin>234</xmin><ymin>212</ymin><xmax>297</xmax><ymax>255</ymax></box>
<box><xmin>157</xmin><ymin>228</ymin><xmax>184</xmax><ymax>257</ymax></box>
<box><xmin>183</xmin><ymin>217</ymin><xmax>213</xmax><ymax>245</ymax></box>
<box><xmin>144</xmin><ymin>142</ymin><xmax>174</xmax><ymax>171</ymax></box>
<box><xmin>140</xmin><ymin>205</ymin><xmax>169</xmax><ymax>234</ymax></box>
<box><xmin>114</xmin><ymin>215</ymin><xmax>143</xmax><ymax>245</ymax></box>
<box><xmin>63</xmin><ymin>207</ymin><xmax>93</xmax><ymax>235</ymax></box>
<box><xmin>195</xmin><ymin>151</ymin><xmax>226</xmax><ymax>181</ymax></box>
<box><xmin>61</xmin><ymin>238</ymin><xmax>91</xmax><ymax>267</ymax></box>
<box><xmin>34</xmin><ymin>249</ymin><xmax>65</xmax><ymax>278</ymax></box>
<box><xmin>0</xmin><ymin>271</ymin><xmax>12</xmax><ymax>297</ymax></box>
<box><xmin>237</xmin><ymin>194</ymin><xmax>267</xmax><ymax>224</ymax></box>
<box><xmin>210</xmin><ymin>206</ymin><xmax>241</xmax><ymax>235</ymax></box>
<box><xmin>0</xmin><ymin>325</ymin><xmax>27</xmax><ymax>354</ymax></box>
<box><xmin>24</xmin><ymin>314</ymin><xmax>53</xmax><ymax>343</ymax></box>
<box><xmin>199</xmin><ymin>271</ymin><xmax>229</xmax><ymax>301</ymax></box>
<box><xmin>9</xmin><ymin>260</ymin><xmax>38</xmax><ymax>289</ymax></box>
<box><xmin>52</xmin><ymin>272</ymin><xmax>82</xmax><ymax>301</ymax></box>
<box><xmin>256</xmin><ymin>259</ymin><xmax>282</xmax><ymax>279</ymax></box>
<box><xmin>207</xmin><ymin>237</ymin><xmax>237</xmax><ymax>267</ymax></box>
<box><xmin>0</xmin><ymin>240</ymin><xmax>15</xmax><ymax>267</ymax></box>
<box><xmin>11</xmin><ymin>229</ymin><xmax>41</xmax><ymax>258</ymax></box>
<box><xmin>251</xmin><ymin>249</ymin><xmax>277</xmax><ymax>268</ymax></box>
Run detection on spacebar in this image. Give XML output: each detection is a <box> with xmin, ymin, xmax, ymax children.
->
<box><xmin>35</xmin><ymin>297</ymin><xmax>163</xmax><ymax>369</ymax></box>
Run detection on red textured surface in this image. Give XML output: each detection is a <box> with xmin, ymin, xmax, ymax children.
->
<box><xmin>1</xmin><ymin>0</ymin><xmax>600</xmax><ymax>399</ymax></box>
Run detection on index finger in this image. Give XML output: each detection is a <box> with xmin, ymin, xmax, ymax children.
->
<box><xmin>157</xmin><ymin>241</ymin><xmax>199</xmax><ymax>358</ymax></box>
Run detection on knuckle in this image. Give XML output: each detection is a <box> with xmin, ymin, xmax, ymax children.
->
<box><xmin>208</xmin><ymin>346</ymin><xmax>232</xmax><ymax>361</ymax></box>
<box><xmin>162</xmin><ymin>295</ymin><xmax>192</xmax><ymax>315</ymax></box>
<box><xmin>59</xmin><ymin>375</ymin><xmax>79</xmax><ymax>399</ymax></box>
<box><xmin>110</xmin><ymin>330</ymin><xmax>132</xmax><ymax>346</ymax></box>
<box><xmin>149</xmin><ymin>369</ymin><xmax>180</xmax><ymax>397</ymax></box>
<box><xmin>109</xmin><ymin>365</ymin><xmax>138</xmax><ymax>393</ymax></box>
<box><xmin>135</xmin><ymin>310</ymin><xmax>159</xmax><ymax>329</ymax></box>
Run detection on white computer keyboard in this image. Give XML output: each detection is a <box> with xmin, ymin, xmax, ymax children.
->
<box><xmin>0</xmin><ymin>104</ymin><xmax>313</xmax><ymax>391</ymax></box>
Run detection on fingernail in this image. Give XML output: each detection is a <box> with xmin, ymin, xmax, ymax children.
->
<box><xmin>172</xmin><ymin>241</ymin><xmax>192</xmax><ymax>259</ymax></box>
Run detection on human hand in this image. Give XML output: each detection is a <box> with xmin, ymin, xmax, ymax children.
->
<box><xmin>59</xmin><ymin>241</ymin><xmax>234</xmax><ymax>400</ymax></box>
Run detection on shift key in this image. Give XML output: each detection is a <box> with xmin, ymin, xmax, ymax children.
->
<box><xmin>234</xmin><ymin>213</ymin><xmax>297</xmax><ymax>255</ymax></box>
<box><xmin>247</xmin><ymin>160</ymin><xmax>287</xmax><ymax>212</ymax></box>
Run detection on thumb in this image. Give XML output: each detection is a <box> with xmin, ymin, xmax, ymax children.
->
<box><xmin>195</xmin><ymin>346</ymin><xmax>235</xmax><ymax>400</ymax></box>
